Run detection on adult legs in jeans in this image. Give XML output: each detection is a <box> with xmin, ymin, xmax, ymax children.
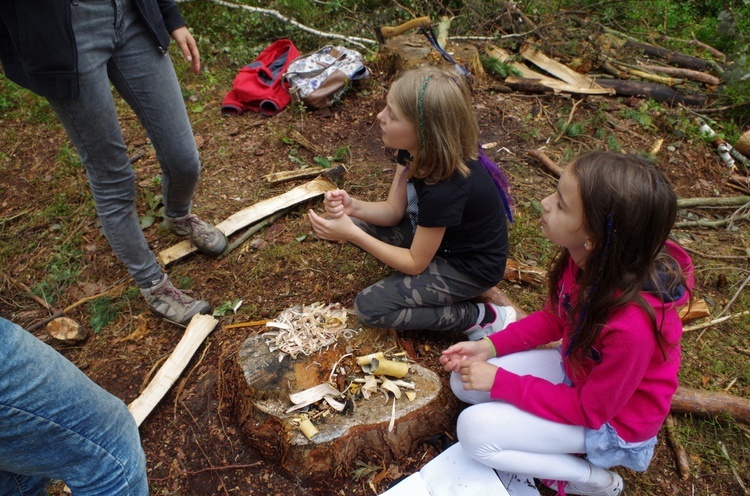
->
<box><xmin>47</xmin><ymin>0</ymin><xmax>202</xmax><ymax>288</ymax></box>
<box><xmin>0</xmin><ymin>317</ymin><xmax>147</xmax><ymax>496</ymax></box>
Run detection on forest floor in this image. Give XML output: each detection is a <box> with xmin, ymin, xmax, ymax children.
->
<box><xmin>1</xmin><ymin>17</ymin><xmax>749</xmax><ymax>496</ymax></box>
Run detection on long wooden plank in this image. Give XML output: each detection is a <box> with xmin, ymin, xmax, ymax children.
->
<box><xmin>128</xmin><ymin>313</ymin><xmax>218</xmax><ymax>426</ymax></box>
<box><xmin>159</xmin><ymin>176</ymin><xmax>337</xmax><ymax>266</ymax></box>
<box><xmin>486</xmin><ymin>45</ymin><xmax>561</xmax><ymax>84</ymax></box>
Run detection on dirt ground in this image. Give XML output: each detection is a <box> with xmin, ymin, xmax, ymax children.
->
<box><xmin>1</xmin><ymin>48</ymin><xmax>749</xmax><ymax>495</ymax></box>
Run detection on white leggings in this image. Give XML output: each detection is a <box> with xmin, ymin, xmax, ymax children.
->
<box><xmin>451</xmin><ymin>349</ymin><xmax>597</xmax><ymax>483</ymax></box>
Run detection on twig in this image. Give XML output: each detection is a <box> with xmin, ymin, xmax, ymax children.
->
<box><xmin>665</xmin><ymin>415</ymin><xmax>690</xmax><ymax>480</ymax></box>
<box><xmin>681</xmin><ymin>245</ymin><xmax>750</xmax><ymax>261</ymax></box>
<box><xmin>719</xmin><ymin>272</ymin><xmax>750</xmax><ymax>318</ymax></box>
<box><xmin>674</xmin><ymin>212</ymin><xmax>750</xmax><ymax>229</ymax></box>
<box><xmin>677</xmin><ymin>196</ymin><xmax>750</xmax><ymax>208</ymax></box>
<box><xmin>683</xmin><ymin>310</ymin><xmax>750</xmax><ymax>332</ymax></box>
<box><xmin>552</xmin><ymin>99</ymin><xmax>583</xmax><ymax>143</ymax></box>
<box><xmin>718</xmin><ymin>441</ymin><xmax>748</xmax><ymax>494</ymax></box>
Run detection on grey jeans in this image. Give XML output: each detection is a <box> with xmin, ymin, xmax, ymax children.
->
<box><xmin>47</xmin><ymin>0</ymin><xmax>200</xmax><ymax>287</ymax></box>
<box><xmin>353</xmin><ymin>218</ymin><xmax>488</xmax><ymax>333</ymax></box>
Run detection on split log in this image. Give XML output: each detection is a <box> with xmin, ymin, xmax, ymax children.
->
<box><xmin>158</xmin><ymin>167</ymin><xmax>344</xmax><ymax>266</ymax></box>
<box><xmin>261</xmin><ymin>167</ymin><xmax>330</xmax><ymax>185</ymax></box>
<box><xmin>637</xmin><ymin>62</ymin><xmax>721</xmax><ymax>86</ymax></box>
<box><xmin>671</xmin><ymin>386</ymin><xmax>750</xmax><ymax>425</ymax></box>
<box><xmin>128</xmin><ymin>313</ymin><xmax>218</xmax><ymax>426</ymax></box>
<box><xmin>594</xmin><ymin>78</ymin><xmax>707</xmax><ymax>107</ymax></box>
<box><xmin>678</xmin><ymin>298</ymin><xmax>711</xmax><ymax>324</ymax></box>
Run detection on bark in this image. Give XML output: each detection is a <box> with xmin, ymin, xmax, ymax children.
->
<box><xmin>594</xmin><ymin>79</ymin><xmax>707</xmax><ymax>107</ymax></box>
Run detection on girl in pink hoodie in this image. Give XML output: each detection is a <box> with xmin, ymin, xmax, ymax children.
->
<box><xmin>440</xmin><ymin>151</ymin><xmax>693</xmax><ymax>496</ymax></box>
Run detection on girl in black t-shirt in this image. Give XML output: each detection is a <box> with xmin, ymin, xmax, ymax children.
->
<box><xmin>308</xmin><ymin>67</ymin><xmax>514</xmax><ymax>339</ymax></box>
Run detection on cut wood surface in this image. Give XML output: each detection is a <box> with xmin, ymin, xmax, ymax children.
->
<box><xmin>520</xmin><ymin>45</ymin><xmax>611</xmax><ymax>92</ymax></box>
<box><xmin>159</xmin><ymin>175</ymin><xmax>338</xmax><ymax>266</ymax></box>
<box><xmin>128</xmin><ymin>313</ymin><xmax>218</xmax><ymax>427</ymax></box>
<box><xmin>486</xmin><ymin>45</ymin><xmax>614</xmax><ymax>96</ymax></box>
<box><xmin>671</xmin><ymin>386</ymin><xmax>750</xmax><ymax>425</ymax></box>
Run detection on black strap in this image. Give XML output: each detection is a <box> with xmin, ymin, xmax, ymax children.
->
<box><xmin>420</xmin><ymin>24</ymin><xmax>470</xmax><ymax>76</ymax></box>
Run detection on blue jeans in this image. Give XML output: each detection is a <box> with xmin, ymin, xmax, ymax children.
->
<box><xmin>0</xmin><ymin>317</ymin><xmax>148</xmax><ymax>495</ymax></box>
<box><xmin>47</xmin><ymin>0</ymin><xmax>201</xmax><ymax>288</ymax></box>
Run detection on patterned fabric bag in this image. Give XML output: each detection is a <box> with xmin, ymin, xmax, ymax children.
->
<box><xmin>284</xmin><ymin>46</ymin><xmax>370</xmax><ymax>109</ymax></box>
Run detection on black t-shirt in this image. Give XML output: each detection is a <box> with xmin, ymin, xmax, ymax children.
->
<box><xmin>410</xmin><ymin>158</ymin><xmax>508</xmax><ymax>287</ymax></box>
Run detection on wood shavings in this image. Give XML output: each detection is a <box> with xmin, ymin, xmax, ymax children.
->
<box><xmin>262</xmin><ymin>302</ymin><xmax>354</xmax><ymax>360</ymax></box>
<box><xmin>361</xmin><ymin>374</ymin><xmax>378</xmax><ymax>400</ymax></box>
<box><xmin>388</xmin><ymin>396</ymin><xmax>396</xmax><ymax>432</ymax></box>
<box><xmin>287</xmin><ymin>383</ymin><xmax>343</xmax><ymax>413</ymax></box>
<box><xmin>380</xmin><ymin>377</ymin><xmax>402</xmax><ymax>399</ymax></box>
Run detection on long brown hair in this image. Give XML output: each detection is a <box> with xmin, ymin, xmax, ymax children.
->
<box><xmin>547</xmin><ymin>152</ymin><xmax>687</xmax><ymax>366</ymax></box>
<box><xmin>389</xmin><ymin>66</ymin><xmax>478</xmax><ymax>183</ymax></box>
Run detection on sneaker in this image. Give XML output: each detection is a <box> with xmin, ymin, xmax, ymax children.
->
<box><xmin>463</xmin><ymin>303</ymin><xmax>517</xmax><ymax>341</ymax></box>
<box><xmin>140</xmin><ymin>275</ymin><xmax>212</xmax><ymax>325</ymax></box>
<box><xmin>541</xmin><ymin>470</ymin><xmax>624</xmax><ymax>495</ymax></box>
<box><xmin>166</xmin><ymin>213</ymin><xmax>227</xmax><ymax>257</ymax></box>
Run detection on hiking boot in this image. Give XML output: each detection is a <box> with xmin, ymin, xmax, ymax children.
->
<box><xmin>542</xmin><ymin>470</ymin><xmax>624</xmax><ymax>495</ymax></box>
<box><xmin>140</xmin><ymin>275</ymin><xmax>212</xmax><ymax>325</ymax></box>
<box><xmin>166</xmin><ymin>213</ymin><xmax>227</xmax><ymax>257</ymax></box>
<box><xmin>463</xmin><ymin>303</ymin><xmax>517</xmax><ymax>341</ymax></box>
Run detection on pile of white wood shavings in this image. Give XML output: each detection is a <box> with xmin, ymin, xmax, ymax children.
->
<box><xmin>262</xmin><ymin>302</ymin><xmax>355</xmax><ymax>361</ymax></box>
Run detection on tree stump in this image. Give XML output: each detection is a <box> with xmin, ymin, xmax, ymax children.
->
<box><xmin>734</xmin><ymin>129</ymin><xmax>750</xmax><ymax>157</ymax></box>
<box><xmin>377</xmin><ymin>33</ymin><xmax>484</xmax><ymax>83</ymax></box>
<box><xmin>225</xmin><ymin>318</ymin><xmax>460</xmax><ymax>490</ymax></box>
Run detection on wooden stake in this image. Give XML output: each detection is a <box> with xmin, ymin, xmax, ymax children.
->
<box><xmin>128</xmin><ymin>313</ymin><xmax>218</xmax><ymax>426</ymax></box>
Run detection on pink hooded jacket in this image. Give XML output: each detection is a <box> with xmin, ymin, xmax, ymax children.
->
<box><xmin>488</xmin><ymin>241</ymin><xmax>694</xmax><ymax>442</ymax></box>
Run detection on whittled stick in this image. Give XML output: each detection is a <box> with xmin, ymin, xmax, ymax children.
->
<box><xmin>128</xmin><ymin>314</ymin><xmax>218</xmax><ymax>426</ymax></box>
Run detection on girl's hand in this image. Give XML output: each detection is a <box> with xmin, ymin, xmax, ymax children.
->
<box><xmin>439</xmin><ymin>340</ymin><xmax>494</xmax><ymax>373</ymax></box>
<box><xmin>307</xmin><ymin>209</ymin><xmax>357</xmax><ymax>242</ymax></box>
<box><xmin>171</xmin><ymin>26</ymin><xmax>201</xmax><ymax>74</ymax></box>
<box><xmin>458</xmin><ymin>361</ymin><xmax>498</xmax><ymax>392</ymax></box>
<box><xmin>324</xmin><ymin>190</ymin><xmax>353</xmax><ymax>219</ymax></box>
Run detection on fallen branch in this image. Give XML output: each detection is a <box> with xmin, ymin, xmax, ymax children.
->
<box><xmin>671</xmin><ymin>386</ymin><xmax>750</xmax><ymax>425</ymax></box>
<box><xmin>528</xmin><ymin>149</ymin><xmax>563</xmax><ymax>177</ymax></box>
<box><xmin>677</xmin><ymin>196</ymin><xmax>750</xmax><ymax>208</ymax></box>
<box><xmin>198</xmin><ymin>0</ymin><xmax>375</xmax><ymax>49</ymax></box>
<box><xmin>683</xmin><ymin>310</ymin><xmax>750</xmax><ymax>332</ymax></box>
<box><xmin>665</xmin><ymin>415</ymin><xmax>690</xmax><ymax>480</ymax></box>
<box><xmin>637</xmin><ymin>62</ymin><xmax>721</xmax><ymax>86</ymax></box>
<box><xmin>128</xmin><ymin>313</ymin><xmax>218</xmax><ymax>426</ymax></box>
<box><xmin>594</xmin><ymin>78</ymin><xmax>707</xmax><ymax>107</ymax></box>
<box><xmin>611</xmin><ymin>60</ymin><xmax>683</xmax><ymax>86</ymax></box>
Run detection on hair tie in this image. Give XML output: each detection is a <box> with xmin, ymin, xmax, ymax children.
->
<box><xmin>417</xmin><ymin>75</ymin><xmax>432</xmax><ymax>150</ymax></box>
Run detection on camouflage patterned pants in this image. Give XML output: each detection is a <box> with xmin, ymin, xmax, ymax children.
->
<box><xmin>353</xmin><ymin>219</ymin><xmax>489</xmax><ymax>333</ymax></box>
